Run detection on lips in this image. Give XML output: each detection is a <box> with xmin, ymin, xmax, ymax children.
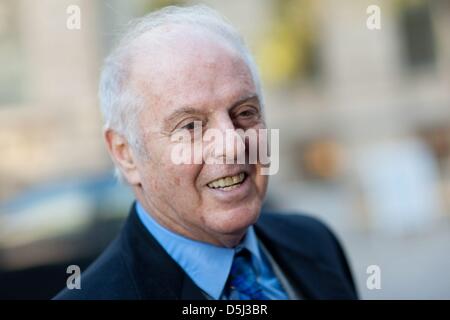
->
<box><xmin>207</xmin><ymin>172</ymin><xmax>247</xmax><ymax>190</ymax></box>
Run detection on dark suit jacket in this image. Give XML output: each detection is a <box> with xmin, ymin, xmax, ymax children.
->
<box><xmin>54</xmin><ymin>203</ymin><xmax>358</xmax><ymax>300</ymax></box>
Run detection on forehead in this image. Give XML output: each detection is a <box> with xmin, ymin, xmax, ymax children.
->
<box><xmin>128</xmin><ymin>25</ymin><xmax>257</xmax><ymax>124</ymax></box>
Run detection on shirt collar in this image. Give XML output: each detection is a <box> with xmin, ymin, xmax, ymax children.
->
<box><xmin>135</xmin><ymin>201</ymin><xmax>262</xmax><ymax>299</ymax></box>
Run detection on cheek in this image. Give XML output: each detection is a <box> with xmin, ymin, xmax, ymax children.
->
<box><xmin>167</xmin><ymin>164</ymin><xmax>200</xmax><ymax>188</ymax></box>
<box><xmin>254</xmin><ymin>167</ymin><xmax>269</xmax><ymax>196</ymax></box>
<box><xmin>141</xmin><ymin>139</ymin><xmax>203</xmax><ymax>205</ymax></box>
<box><xmin>157</xmin><ymin>157</ymin><xmax>203</xmax><ymax>200</ymax></box>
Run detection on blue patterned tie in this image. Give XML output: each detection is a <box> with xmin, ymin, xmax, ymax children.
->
<box><xmin>225</xmin><ymin>248</ymin><xmax>270</xmax><ymax>300</ymax></box>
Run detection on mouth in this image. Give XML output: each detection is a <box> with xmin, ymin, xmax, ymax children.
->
<box><xmin>207</xmin><ymin>172</ymin><xmax>247</xmax><ymax>191</ymax></box>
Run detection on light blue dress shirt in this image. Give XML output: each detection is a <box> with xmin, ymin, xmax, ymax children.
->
<box><xmin>135</xmin><ymin>201</ymin><xmax>288</xmax><ymax>300</ymax></box>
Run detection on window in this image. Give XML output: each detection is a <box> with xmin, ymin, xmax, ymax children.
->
<box><xmin>399</xmin><ymin>2</ymin><xmax>436</xmax><ymax>69</ymax></box>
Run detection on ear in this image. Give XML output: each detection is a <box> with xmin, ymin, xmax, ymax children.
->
<box><xmin>104</xmin><ymin>128</ymin><xmax>142</xmax><ymax>186</ymax></box>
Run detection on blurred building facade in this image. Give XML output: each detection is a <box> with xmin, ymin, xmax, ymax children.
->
<box><xmin>259</xmin><ymin>0</ymin><xmax>450</xmax><ymax>234</ymax></box>
<box><xmin>0</xmin><ymin>0</ymin><xmax>108</xmax><ymax>201</ymax></box>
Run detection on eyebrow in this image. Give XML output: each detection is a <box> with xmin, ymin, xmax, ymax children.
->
<box><xmin>229</xmin><ymin>94</ymin><xmax>260</xmax><ymax>112</ymax></box>
<box><xmin>164</xmin><ymin>107</ymin><xmax>205</xmax><ymax>127</ymax></box>
<box><xmin>164</xmin><ymin>94</ymin><xmax>260</xmax><ymax>127</ymax></box>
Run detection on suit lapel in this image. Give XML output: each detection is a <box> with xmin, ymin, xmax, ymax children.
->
<box><xmin>120</xmin><ymin>204</ymin><xmax>206</xmax><ymax>300</ymax></box>
<box><xmin>254</xmin><ymin>215</ymin><xmax>355</xmax><ymax>299</ymax></box>
<box><xmin>180</xmin><ymin>276</ymin><xmax>209</xmax><ymax>300</ymax></box>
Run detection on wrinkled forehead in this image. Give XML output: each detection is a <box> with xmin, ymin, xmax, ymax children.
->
<box><xmin>127</xmin><ymin>25</ymin><xmax>257</xmax><ymax>122</ymax></box>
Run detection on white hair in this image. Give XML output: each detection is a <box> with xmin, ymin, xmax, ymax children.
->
<box><xmin>98</xmin><ymin>4</ymin><xmax>263</xmax><ymax>182</ymax></box>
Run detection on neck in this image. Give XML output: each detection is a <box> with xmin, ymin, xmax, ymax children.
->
<box><xmin>134</xmin><ymin>192</ymin><xmax>246</xmax><ymax>248</ymax></box>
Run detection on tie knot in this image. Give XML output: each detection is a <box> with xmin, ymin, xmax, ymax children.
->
<box><xmin>230</xmin><ymin>247</ymin><xmax>254</xmax><ymax>274</ymax></box>
<box><xmin>225</xmin><ymin>247</ymin><xmax>269</xmax><ymax>300</ymax></box>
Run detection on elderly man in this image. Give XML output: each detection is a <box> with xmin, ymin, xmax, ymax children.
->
<box><xmin>55</xmin><ymin>5</ymin><xmax>357</xmax><ymax>300</ymax></box>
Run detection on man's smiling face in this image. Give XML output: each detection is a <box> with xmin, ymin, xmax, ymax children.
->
<box><xmin>125</xmin><ymin>26</ymin><xmax>268</xmax><ymax>247</ymax></box>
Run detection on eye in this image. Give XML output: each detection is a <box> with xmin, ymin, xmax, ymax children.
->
<box><xmin>236</xmin><ymin>106</ymin><xmax>259</xmax><ymax>119</ymax></box>
<box><xmin>181</xmin><ymin>121</ymin><xmax>196</xmax><ymax>130</ymax></box>
<box><xmin>239</xmin><ymin>110</ymin><xmax>256</xmax><ymax>117</ymax></box>
<box><xmin>177</xmin><ymin>119</ymin><xmax>204</xmax><ymax>131</ymax></box>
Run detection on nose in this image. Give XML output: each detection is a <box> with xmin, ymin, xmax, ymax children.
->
<box><xmin>203</xmin><ymin>113</ymin><xmax>246</xmax><ymax>165</ymax></box>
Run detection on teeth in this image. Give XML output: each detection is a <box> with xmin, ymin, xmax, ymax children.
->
<box><xmin>208</xmin><ymin>172</ymin><xmax>245</xmax><ymax>189</ymax></box>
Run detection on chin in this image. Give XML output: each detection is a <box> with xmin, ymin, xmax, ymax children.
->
<box><xmin>206</xmin><ymin>204</ymin><xmax>261</xmax><ymax>236</ymax></box>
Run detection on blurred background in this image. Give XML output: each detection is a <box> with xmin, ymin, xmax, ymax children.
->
<box><xmin>1</xmin><ymin>0</ymin><xmax>450</xmax><ymax>299</ymax></box>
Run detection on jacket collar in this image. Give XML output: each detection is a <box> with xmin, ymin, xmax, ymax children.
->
<box><xmin>120</xmin><ymin>203</ymin><xmax>206</xmax><ymax>300</ymax></box>
<box><xmin>254</xmin><ymin>213</ymin><xmax>357</xmax><ymax>299</ymax></box>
